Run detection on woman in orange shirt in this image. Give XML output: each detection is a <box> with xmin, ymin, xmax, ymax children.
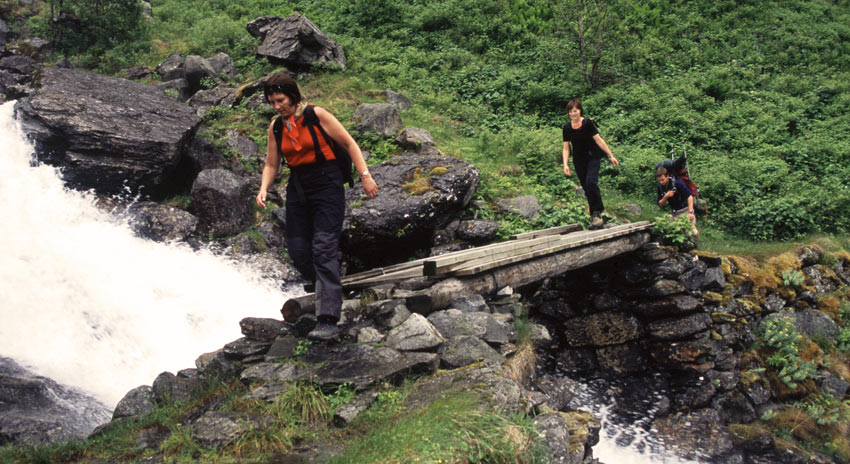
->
<box><xmin>256</xmin><ymin>71</ymin><xmax>377</xmax><ymax>340</ymax></box>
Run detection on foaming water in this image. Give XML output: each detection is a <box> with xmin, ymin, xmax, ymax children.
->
<box><xmin>565</xmin><ymin>378</ymin><xmax>704</xmax><ymax>464</ymax></box>
<box><xmin>0</xmin><ymin>102</ymin><xmax>292</xmax><ymax>407</ymax></box>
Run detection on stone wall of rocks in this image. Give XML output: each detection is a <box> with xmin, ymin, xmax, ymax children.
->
<box><xmin>526</xmin><ymin>242</ymin><xmax>850</xmax><ymax>463</ymax></box>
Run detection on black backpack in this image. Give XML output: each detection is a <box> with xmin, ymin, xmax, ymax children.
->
<box><xmin>272</xmin><ymin>105</ymin><xmax>354</xmax><ymax>187</ymax></box>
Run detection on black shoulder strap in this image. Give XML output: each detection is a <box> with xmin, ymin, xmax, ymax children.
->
<box><xmin>302</xmin><ymin>105</ymin><xmax>328</xmax><ymax>162</ymax></box>
<box><xmin>271</xmin><ymin>116</ymin><xmax>288</xmax><ymax>166</ymax></box>
<box><xmin>303</xmin><ymin>105</ymin><xmax>354</xmax><ymax>187</ymax></box>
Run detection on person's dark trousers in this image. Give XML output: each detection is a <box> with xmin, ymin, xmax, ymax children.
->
<box><xmin>285</xmin><ymin>163</ymin><xmax>345</xmax><ymax>322</ymax></box>
<box><xmin>573</xmin><ymin>153</ymin><xmax>604</xmax><ymax>215</ymax></box>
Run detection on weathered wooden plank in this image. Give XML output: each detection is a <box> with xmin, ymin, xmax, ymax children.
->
<box><xmin>509</xmin><ymin>223</ymin><xmax>582</xmax><ymax>240</ymax></box>
<box><xmin>450</xmin><ymin>222</ymin><xmax>651</xmax><ymax>276</ymax></box>
<box><xmin>420</xmin><ymin>231</ymin><xmax>652</xmax><ymax>313</ymax></box>
<box><xmin>343</xmin><ymin>266</ymin><xmax>426</xmax><ymax>289</ymax></box>
<box><xmin>422</xmin><ymin>234</ymin><xmax>567</xmax><ymax>276</ymax></box>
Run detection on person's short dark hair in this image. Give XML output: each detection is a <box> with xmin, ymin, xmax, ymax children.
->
<box><xmin>566</xmin><ymin>98</ymin><xmax>583</xmax><ymax>116</ymax></box>
<box><xmin>656</xmin><ymin>166</ymin><xmax>669</xmax><ymax>177</ymax></box>
<box><xmin>264</xmin><ymin>71</ymin><xmax>302</xmax><ymax>105</ymax></box>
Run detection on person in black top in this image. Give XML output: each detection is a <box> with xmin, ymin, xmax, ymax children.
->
<box><xmin>562</xmin><ymin>98</ymin><xmax>619</xmax><ymax>229</ymax></box>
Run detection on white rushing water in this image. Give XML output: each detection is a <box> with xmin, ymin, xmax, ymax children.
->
<box><xmin>0</xmin><ymin>101</ymin><xmax>291</xmax><ymax>407</ymax></box>
<box><xmin>567</xmin><ymin>379</ymin><xmax>705</xmax><ymax>464</ymax></box>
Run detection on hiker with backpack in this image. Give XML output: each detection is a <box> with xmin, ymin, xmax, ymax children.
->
<box><xmin>562</xmin><ymin>98</ymin><xmax>619</xmax><ymax>229</ymax></box>
<box><xmin>256</xmin><ymin>71</ymin><xmax>377</xmax><ymax>341</ymax></box>
<box><xmin>656</xmin><ymin>165</ymin><xmax>699</xmax><ymax>238</ymax></box>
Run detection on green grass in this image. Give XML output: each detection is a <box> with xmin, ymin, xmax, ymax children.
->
<box><xmin>330</xmin><ymin>391</ymin><xmax>546</xmax><ymax>464</ymax></box>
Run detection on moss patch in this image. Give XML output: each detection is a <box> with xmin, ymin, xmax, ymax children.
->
<box><xmin>401</xmin><ymin>165</ymin><xmax>453</xmax><ymax>195</ymax></box>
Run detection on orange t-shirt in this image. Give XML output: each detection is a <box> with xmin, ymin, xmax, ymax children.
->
<box><xmin>276</xmin><ymin>109</ymin><xmax>336</xmax><ymax>167</ymax></box>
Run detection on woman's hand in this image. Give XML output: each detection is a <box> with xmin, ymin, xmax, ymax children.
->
<box><xmin>609</xmin><ymin>155</ymin><xmax>620</xmax><ymax>167</ymax></box>
<box><xmin>361</xmin><ymin>174</ymin><xmax>378</xmax><ymax>198</ymax></box>
<box><xmin>563</xmin><ymin>164</ymin><xmax>571</xmax><ymax>177</ymax></box>
<box><xmin>256</xmin><ymin>190</ymin><xmax>268</xmax><ymax>209</ymax></box>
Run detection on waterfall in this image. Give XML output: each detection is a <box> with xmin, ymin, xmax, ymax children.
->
<box><xmin>0</xmin><ymin>101</ymin><xmax>292</xmax><ymax>408</ymax></box>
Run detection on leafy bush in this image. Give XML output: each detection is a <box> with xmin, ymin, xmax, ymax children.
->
<box><xmin>652</xmin><ymin>215</ymin><xmax>695</xmax><ymax>249</ymax></box>
<box><xmin>757</xmin><ymin>316</ymin><xmax>818</xmax><ymax>389</ymax></box>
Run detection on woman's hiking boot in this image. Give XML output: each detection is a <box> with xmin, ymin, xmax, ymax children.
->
<box><xmin>589</xmin><ymin>212</ymin><xmax>604</xmax><ymax>230</ymax></box>
<box><xmin>307</xmin><ymin>321</ymin><xmax>341</xmax><ymax>341</ymax></box>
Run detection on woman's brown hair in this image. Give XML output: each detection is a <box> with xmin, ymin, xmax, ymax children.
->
<box><xmin>263</xmin><ymin>71</ymin><xmax>302</xmax><ymax>105</ymax></box>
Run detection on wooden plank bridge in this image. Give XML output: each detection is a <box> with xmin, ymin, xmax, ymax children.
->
<box><xmin>281</xmin><ymin>221</ymin><xmax>653</xmax><ymax>321</ymax></box>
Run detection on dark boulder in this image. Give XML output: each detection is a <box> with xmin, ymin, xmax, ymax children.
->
<box><xmin>352</xmin><ymin>103</ymin><xmax>402</xmax><ymax>137</ymax></box>
<box><xmin>16</xmin><ymin>67</ymin><xmax>200</xmax><ymax>197</ymax></box>
<box><xmin>0</xmin><ymin>357</ymin><xmax>111</xmax><ymax>445</ymax></box>
<box><xmin>455</xmin><ymin>219</ymin><xmax>500</xmax><ymax>243</ymax></box>
<box><xmin>385</xmin><ymin>89</ymin><xmax>412</xmax><ymax>110</ymax></box>
<box><xmin>112</xmin><ymin>385</ymin><xmax>154</xmax><ymax>420</ymax></box>
<box><xmin>187</xmin><ymin>85</ymin><xmax>237</xmax><ymax>117</ymax></box>
<box><xmin>394</xmin><ymin>127</ymin><xmax>435</xmax><ymax>150</ymax></box>
<box><xmin>0</xmin><ymin>55</ymin><xmax>38</xmax><ymax>75</ymax></box>
<box><xmin>0</xmin><ymin>18</ymin><xmax>9</xmax><ymax>48</ymax></box>
<box><xmin>190</xmin><ymin>169</ymin><xmax>253</xmax><ymax>237</ymax></box>
<box><xmin>343</xmin><ymin>154</ymin><xmax>479</xmax><ymax>268</ymax></box>
<box><xmin>156</xmin><ymin>52</ymin><xmax>184</xmax><ymax>81</ymax></box>
<box><xmin>251</xmin><ymin>14</ymin><xmax>346</xmax><ymax>70</ymax></box>
<box><xmin>127</xmin><ymin>201</ymin><xmax>198</xmax><ymax>242</ymax></box>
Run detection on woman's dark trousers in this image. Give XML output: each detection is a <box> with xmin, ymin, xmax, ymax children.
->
<box><xmin>285</xmin><ymin>164</ymin><xmax>345</xmax><ymax>322</ymax></box>
<box><xmin>573</xmin><ymin>153</ymin><xmax>604</xmax><ymax>215</ymax></box>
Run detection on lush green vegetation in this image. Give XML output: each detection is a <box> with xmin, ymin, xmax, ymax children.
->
<box><xmin>0</xmin><ymin>376</ymin><xmax>544</xmax><ymax>464</ymax></box>
<box><xmin>10</xmin><ymin>0</ymin><xmax>849</xmax><ymax>245</ymax></box>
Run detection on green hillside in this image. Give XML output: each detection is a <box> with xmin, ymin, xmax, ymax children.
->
<box><xmin>15</xmin><ymin>0</ymin><xmax>850</xmax><ymax>245</ymax></box>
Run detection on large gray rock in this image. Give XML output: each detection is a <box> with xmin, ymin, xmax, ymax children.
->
<box><xmin>301</xmin><ymin>344</ymin><xmax>439</xmax><ymax>389</ymax></box>
<box><xmin>385</xmin><ymin>313</ymin><xmax>444</xmax><ymax>351</ymax></box>
<box><xmin>427</xmin><ymin>309</ymin><xmax>510</xmax><ymax>345</ymax></box>
<box><xmin>0</xmin><ymin>357</ymin><xmax>111</xmax><ymax>445</ymax></box>
<box><xmin>438</xmin><ymin>335</ymin><xmax>505</xmax><ymax>368</ymax></box>
<box><xmin>152</xmin><ymin>372</ymin><xmax>202</xmax><ymax>405</ymax></box>
<box><xmin>250</xmin><ymin>14</ymin><xmax>346</xmax><ymax>70</ymax></box>
<box><xmin>156</xmin><ymin>52</ymin><xmax>184</xmax><ymax>81</ymax></box>
<box><xmin>127</xmin><ymin>201</ymin><xmax>198</xmax><ymax>242</ymax></box>
<box><xmin>16</xmin><ymin>67</ymin><xmax>200</xmax><ymax>196</ymax></box>
<box><xmin>343</xmin><ymin>154</ymin><xmax>479</xmax><ymax>268</ymax></box>
<box><xmin>394</xmin><ymin>127</ymin><xmax>435</xmax><ymax>150</ymax></box>
<box><xmin>455</xmin><ymin>219</ymin><xmax>500</xmax><ymax>243</ymax></box>
<box><xmin>187</xmin><ymin>85</ymin><xmax>237</xmax><ymax>117</ymax></box>
<box><xmin>183</xmin><ymin>54</ymin><xmax>222</xmax><ymax>93</ymax></box>
<box><xmin>207</xmin><ymin>52</ymin><xmax>236</xmax><ymax>79</ymax></box>
<box><xmin>496</xmin><ymin>194</ymin><xmax>540</xmax><ymax>220</ymax></box>
<box><xmin>190</xmin><ymin>169</ymin><xmax>253</xmax><ymax>237</ymax></box>
<box><xmin>760</xmin><ymin>309</ymin><xmax>839</xmax><ymax>339</ymax></box>
<box><xmin>0</xmin><ymin>19</ymin><xmax>9</xmax><ymax>49</ymax></box>
<box><xmin>112</xmin><ymin>385</ymin><xmax>155</xmax><ymax>420</ymax></box>
<box><xmin>190</xmin><ymin>411</ymin><xmax>271</xmax><ymax>448</ymax></box>
<box><xmin>386</xmin><ymin>89</ymin><xmax>412</xmax><ymax>110</ymax></box>
<box><xmin>352</xmin><ymin>103</ymin><xmax>403</xmax><ymax>137</ymax></box>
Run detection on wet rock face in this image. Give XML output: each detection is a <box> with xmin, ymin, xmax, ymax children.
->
<box><xmin>0</xmin><ymin>357</ymin><xmax>111</xmax><ymax>445</ymax></box>
<box><xmin>15</xmin><ymin>67</ymin><xmax>200</xmax><ymax>197</ymax></box>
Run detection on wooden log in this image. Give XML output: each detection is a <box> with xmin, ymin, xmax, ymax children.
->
<box><xmin>451</xmin><ymin>222</ymin><xmax>652</xmax><ymax>276</ymax></box>
<box><xmin>423</xmin><ymin>231</ymin><xmax>651</xmax><ymax>313</ymax></box>
<box><xmin>423</xmin><ymin>234</ymin><xmax>566</xmax><ymax>276</ymax></box>
<box><xmin>280</xmin><ymin>293</ymin><xmax>314</xmax><ymax>322</ymax></box>
<box><xmin>509</xmin><ymin>223</ymin><xmax>582</xmax><ymax>240</ymax></box>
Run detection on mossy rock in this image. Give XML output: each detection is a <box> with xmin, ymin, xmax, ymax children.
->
<box><xmin>703</xmin><ymin>292</ymin><xmax>725</xmax><ymax>304</ymax></box>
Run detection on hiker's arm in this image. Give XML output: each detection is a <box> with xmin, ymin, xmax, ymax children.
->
<box><xmin>658</xmin><ymin>189</ymin><xmax>675</xmax><ymax>208</ymax></box>
<box><xmin>592</xmin><ymin>134</ymin><xmax>619</xmax><ymax>167</ymax></box>
<box><xmin>257</xmin><ymin>120</ymin><xmax>282</xmax><ymax>209</ymax></box>
<box><xmin>562</xmin><ymin>142</ymin><xmax>571</xmax><ymax>176</ymax></box>
<box><xmin>315</xmin><ymin>107</ymin><xmax>377</xmax><ymax>198</ymax></box>
<box><xmin>687</xmin><ymin>195</ymin><xmax>695</xmax><ymax>219</ymax></box>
